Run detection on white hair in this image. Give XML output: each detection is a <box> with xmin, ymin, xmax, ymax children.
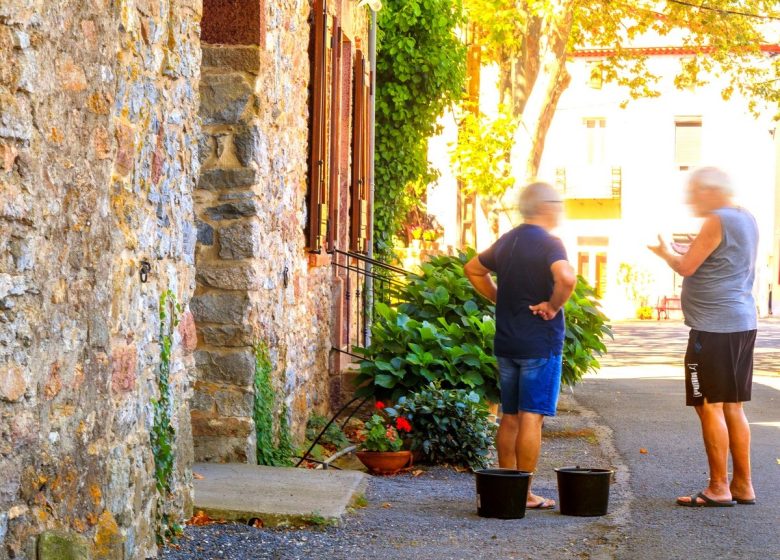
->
<box><xmin>519</xmin><ymin>181</ymin><xmax>561</xmax><ymax>219</ymax></box>
<box><xmin>688</xmin><ymin>166</ymin><xmax>734</xmax><ymax>195</ymax></box>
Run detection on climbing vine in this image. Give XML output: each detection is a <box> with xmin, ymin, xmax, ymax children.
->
<box><xmin>254</xmin><ymin>341</ymin><xmax>294</xmax><ymax>467</ymax></box>
<box><xmin>151</xmin><ymin>289</ymin><xmax>183</xmax><ymax>543</ymax></box>
<box><xmin>374</xmin><ymin>0</ymin><xmax>467</xmax><ymax>258</ymax></box>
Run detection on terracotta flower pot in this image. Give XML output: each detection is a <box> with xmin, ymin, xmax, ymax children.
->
<box><xmin>356</xmin><ymin>450</ymin><xmax>413</xmax><ymax>475</ymax></box>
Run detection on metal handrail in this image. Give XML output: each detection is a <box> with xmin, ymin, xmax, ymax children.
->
<box><xmin>331</xmin><ymin>248</ymin><xmax>411</xmax><ymax>276</ymax></box>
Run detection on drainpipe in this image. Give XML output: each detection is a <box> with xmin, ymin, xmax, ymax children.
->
<box><xmin>364</xmin><ymin>6</ymin><xmax>378</xmax><ymax>347</ymax></box>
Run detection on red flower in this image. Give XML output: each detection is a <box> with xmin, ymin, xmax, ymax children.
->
<box><xmin>396</xmin><ymin>417</ymin><xmax>412</xmax><ymax>433</ymax></box>
<box><xmin>375</xmin><ymin>401</ymin><xmax>386</xmax><ymax>410</ymax></box>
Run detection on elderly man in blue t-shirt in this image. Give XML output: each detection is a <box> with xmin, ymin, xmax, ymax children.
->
<box><xmin>465</xmin><ymin>182</ymin><xmax>576</xmax><ymax>510</ymax></box>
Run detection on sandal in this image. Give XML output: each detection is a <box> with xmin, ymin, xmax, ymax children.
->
<box><xmin>676</xmin><ymin>491</ymin><xmax>736</xmax><ymax>507</ymax></box>
<box><xmin>526</xmin><ymin>497</ymin><xmax>555</xmax><ymax>510</ymax></box>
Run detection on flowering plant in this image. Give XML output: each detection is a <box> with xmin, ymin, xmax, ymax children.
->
<box><xmin>359</xmin><ymin>402</ymin><xmax>412</xmax><ymax>452</ymax></box>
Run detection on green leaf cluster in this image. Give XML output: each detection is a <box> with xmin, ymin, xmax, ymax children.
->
<box><xmin>374</xmin><ymin>0</ymin><xmax>467</xmax><ymax>258</ymax></box>
<box><xmin>254</xmin><ymin>341</ymin><xmax>294</xmax><ymax>467</ymax></box>
<box><xmin>395</xmin><ymin>384</ymin><xmax>497</xmax><ymax>469</ymax></box>
<box><xmin>562</xmin><ymin>276</ymin><xmax>613</xmax><ymax>387</ymax></box>
<box><xmin>355</xmin><ymin>249</ymin><xmax>500</xmax><ymax>402</ymax></box>
<box><xmin>305</xmin><ymin>413</ymin><xmax>351</xmax><ymax>450</ymax></box>
<box><xmin>151</xmin><ymin>289</ymin><xmax>183</xmax><ymax>544</ymax></box>
<box><xmin>360</xmin><ymin>413</ymin><xmax>404</xmax><ymax>452</ymax></box>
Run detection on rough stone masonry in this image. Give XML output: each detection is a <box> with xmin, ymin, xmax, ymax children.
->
<box><xmin>1</xmin><ymin>0</ymin><xmax>369</xmax><ymax>558</ymax></box>
<box><xmin>0</xmin><ymin>0</ymin><xmax>201</xmax><ymax>558</ymax></box>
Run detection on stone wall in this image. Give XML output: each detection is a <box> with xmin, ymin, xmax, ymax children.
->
<box><xmin>192</xmin><ymin>0</ymin><xmax>369</xmax><ymax>463</ymax></box>
<box><xmin>0</xmin><ymin>0</ymin><xmax>201</xmax><ymax>558</ymax></box>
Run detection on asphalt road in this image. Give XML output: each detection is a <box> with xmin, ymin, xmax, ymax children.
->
<box><xmin>574</xmin><ymin>319</ymin><xmax>780</xmax><ymax>560</ymax></box>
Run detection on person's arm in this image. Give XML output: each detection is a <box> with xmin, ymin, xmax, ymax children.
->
<box><xmin>464</xmin><ymin>256</ymin><xmax>497</xmax><ymax>303</ymax></box>
<box><xmin>529</xmin><ymin>260</ymin><xmax>577</xmax><ymax>320</ymax></box>
<box><xmin>648</xmin><ymin>214</ymin><xmax>722</xmax><ymax>277</ymax></box>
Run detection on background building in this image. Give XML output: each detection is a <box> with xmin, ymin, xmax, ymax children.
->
<box><xmin>428</xmin><ymin>45</ymin><xmax>779</xmax><ymax>320</ymax></box>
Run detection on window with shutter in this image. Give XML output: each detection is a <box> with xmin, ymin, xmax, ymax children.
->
<box><xmin>307</xmin><ymin>0</ymin><xmax>332</xmax><ymax>253</ymax></box>
<box><xmin>675</xmin><ymin>117</ymin><xmax>702</xmax><ymax>171</ymax></box>
<box><xmin>350</xmin><ymin>49</ymin><xmax>371</xmax><ymax>254</ymax></box>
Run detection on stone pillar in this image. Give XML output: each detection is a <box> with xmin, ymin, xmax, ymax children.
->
<box><xmin>192</xmin><ymin>42</ymin><xmax>262</xmax><ymax>463</ymax></box>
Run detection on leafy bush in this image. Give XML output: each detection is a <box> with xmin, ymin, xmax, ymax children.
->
<box><xmin>356</xmin><ymin>254</ymin><xmax>612</xmax><ymax>401</ymax></box>
<box><xmin>305</xmin><ymin>413</ymin><xmax>351</xmax><ymax>450</ymax></box>
<box><xmin>395</xmin><ymin>384</ymin><xmax>496</xmax><ymax>469</ymax></box>
<box><xmin>355</xmin><ymin>249</ymin><xmax>499</xmax><ymax>403</ymax></box>
<box><xmin>562</xmin><ymin>277</ymin><xmax>613</xmax><ymax>386</ymax></box>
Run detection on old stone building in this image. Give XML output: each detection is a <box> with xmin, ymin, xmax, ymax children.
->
<box><xmin>0</xmin><ymin>0</ymin><xmax>371</xmax><ymax>557</ymax></box>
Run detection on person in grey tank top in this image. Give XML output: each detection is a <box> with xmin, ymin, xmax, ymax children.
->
<box><xmin>649</xmin><ymin>167</ymin><xmax>757</xmax><ymax>508</ymax></box>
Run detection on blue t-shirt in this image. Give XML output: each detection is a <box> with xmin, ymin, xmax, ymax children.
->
<box><xmin>478</xmin><ymin>224</ymin><xmax>568</xmax><ymax>358</ymax></box>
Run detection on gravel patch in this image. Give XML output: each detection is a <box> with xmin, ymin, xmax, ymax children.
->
<box><xmin>162</xmin><ymin>394</ymin><xmax>628</xmax><ymax>560</ymax></box>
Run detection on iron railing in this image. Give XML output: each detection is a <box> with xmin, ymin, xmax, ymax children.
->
<box><xmin>331</xmin><ymin>248</ymin><xmax>411</xmax><ymax>358</ymax></box>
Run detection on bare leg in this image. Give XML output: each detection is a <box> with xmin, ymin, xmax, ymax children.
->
<box><xmin>514</xmin><ymin>412</ymin><xmax>554</xmax><ymax>507</ymax></box>
<box><xmin>723</xmin><ymin>402</ymin><xmax>755</xmax><ymax>501</ymax></box>
<box><xmin>496</xmin><ymin>413</ymin><xmax>519</xmax><ymax>469</ymax></box>
<box><xmin>678</xmin><ymin>400</ymin><xmax>732</xmax><ymax>504</ymax></box>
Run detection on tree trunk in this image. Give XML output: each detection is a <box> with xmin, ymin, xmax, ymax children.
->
<box><xmin>510</xmin><ymin>0</ymin><xmax>575</xmax><ymax>181</ymax></box>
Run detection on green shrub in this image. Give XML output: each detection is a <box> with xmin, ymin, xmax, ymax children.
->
<box><xmin>356</xmin><ymin>254</ymin><xmax>612</xmax><ymax>400</ymax></box>
<box><xmin>394</xmin><ymin>384</ymin><xmax>496</xmax><ymax>469</ymax></box>
<box><xmin>562</xmin><ymin>277</ymin><xmax>613</xmax><ymax>386</ymax></box>
<box><xmin>355</xmin><ymin>249</ymin><xmax>499</xmax><ymax>403</ymax></box>
<box><xmin>305</xmin><ymin>413</ymin><xmax>351</xmax><ymax>450</ymax></box>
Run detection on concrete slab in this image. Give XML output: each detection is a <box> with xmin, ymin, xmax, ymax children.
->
<box><xmin>192</xmin><ymin>463</ymin><xmax>369</xmax><ymax>527</ymax></box>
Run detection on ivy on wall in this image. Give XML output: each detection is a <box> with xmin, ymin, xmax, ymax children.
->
<box><xmin>254</xmin><ymin>341</ymin><xmax>294</xmax><ymax>467</ymax></box>
<box><xmin>151</xmin><ymin>289</ymin><xmax>183</xmax><ymax>544</ymax></box>
<box><xmin>374</xmin><ymin>0</ymin><xmax>467</xmax><ymax>258</ymax></box>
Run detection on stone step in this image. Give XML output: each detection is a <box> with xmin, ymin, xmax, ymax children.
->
<box><xmin>192</xmin><ymin>462</ymin><xmax>369</xmax><ymax>527</ymax></box>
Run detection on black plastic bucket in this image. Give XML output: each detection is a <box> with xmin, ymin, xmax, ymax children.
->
<box><xmin>555</xmin><ymin>467</ymin><xmax>614</xmax><ymax>516</ymax></box>
<box><xmin>475</xmin><ymin>469</ymin><xmax>532</xmax><ymax>519</ymax></box>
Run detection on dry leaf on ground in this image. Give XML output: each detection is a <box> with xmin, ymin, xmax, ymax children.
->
<box><xmin>639</xmin><ymin>448</ymin><xmax>649</xmax><ymax>454</ymax></box>
<box><xmin>186</xmin><ymin>511</ymin><xmax>216</xmax><ymax>526</ymax></box>
<box><xmin>382</xmin><ymin>502</ymin><xmax>392</xmax><ymax>509</ymax></box>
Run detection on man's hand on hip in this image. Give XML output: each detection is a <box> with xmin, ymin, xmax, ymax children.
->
<box><xmin>530</xmin><ymin>301</ymin><xmax>559</xmax><ymax>320</ymax></box>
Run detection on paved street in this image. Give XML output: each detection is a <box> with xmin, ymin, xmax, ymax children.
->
<box><xmin>574</xmin><ymin>319</ymin><xmax>780</xmax><ymax>560</ymax></box>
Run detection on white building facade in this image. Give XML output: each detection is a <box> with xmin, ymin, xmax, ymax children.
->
<box><xmin>428</xmin><ymin>46</ymin><xmax>780</xmax><ymax>320</ymax></box>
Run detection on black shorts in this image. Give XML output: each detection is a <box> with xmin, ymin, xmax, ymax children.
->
<box><xmin>684</xmin><ymin>329</ymin><xmax>756</xmax><ymax>406</ymax></box>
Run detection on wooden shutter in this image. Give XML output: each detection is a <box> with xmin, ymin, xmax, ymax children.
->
<box><xmin>350</xmin><ymin>50</ymin><xmax>371</xmax><ymax>254</ymax></box>
<box><xmin>307</xmin><ymin>0</ymin><xmax>331</xmax><ymax>252</ymax></box>
<box><xmin>327</xmin><ymin>22</ymin><xmax>342</xmax><ymax>252</ymax></box>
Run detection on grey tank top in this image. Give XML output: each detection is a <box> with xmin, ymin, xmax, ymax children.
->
<box><xmin>681</xmin><ymin>207</ymin><xmax>758</xmax><ymax>333</ymax></box>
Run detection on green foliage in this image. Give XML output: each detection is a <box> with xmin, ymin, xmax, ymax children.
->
<box><xmin>395</xmin><ymin>384</ymin><xmax>497</xmax><ymax>469</ymax></box>
<box><xmin>305</xmin><ymin>413</ymin><xmax>351</xmax><ymax>450</ymax></box>
<box><xmin>151</xmin><ymin>289</ymin><xmax>183</xmax><ymax>544</ymax></box>
<box><xmin>358</xmin><ymin>251</ymin><xmax>612</xmax><ymax>398</ymax></box>
<box><xmin>254</xmin><ymin>342</ymin><xmax>294</xmax><ymax>467</ymax></box>
<box><xmin>360</xmin><ymin>413</ymin><xmax>404</xmax><ymax>452</ymax></box>
<box><xmin>374</xmin><ymin>0</ymin><xmax>467</xmax><ymax>257</ymax></box>
<box><xmin>355</xmin><ymin>249</ymin><xmax>499</xmax><ymax>403</ymax></box>
<box><xmin>451</xmin><ymin>104</ymin><xmax>518</xmax><ymax>200</ymax></box>
<box><xmin>562</xmin><ymin>276</ymin><xmax>613</xmax><ymax>387</ymax></box>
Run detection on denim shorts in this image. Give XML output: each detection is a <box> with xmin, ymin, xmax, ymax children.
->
<box><xmin>497</xmin><ymin>354</ymin><xmax>563</xmax><ymax>416</ymax></box>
